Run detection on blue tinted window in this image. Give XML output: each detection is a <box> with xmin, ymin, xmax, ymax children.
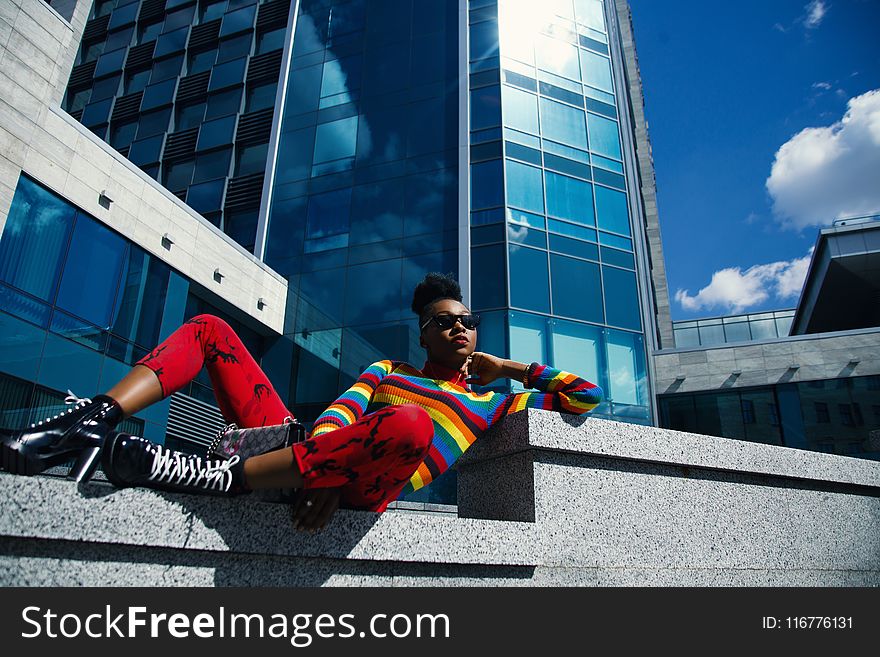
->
<box><xmin>109</xmin><ymin>120</ymin><xmax>138</xmax><ymax>149</ymax></box>
<box><xmin>535</xmin><ymin>34</ymin><xmax>579</xmax><ymax>80</ymax></box>
<box><xmin>313</xmin><ymin>116</ymin><xmax>358</xmax><ymax>163</ymax></box>
<box><xmin>256</xmin><ymin>27</ymin><xmax>286</xmax><ymax>54</ymax></box>
<box><xmin>540</xmin><ymin>98</ymin><xmax>588</xmax><ymax>150</ymax></box>
<box><xmin>205</xmin><ymin>87</ymin><xmax>243</xmax><ymax>118</ymax></box>
<box><xmin>38</xmin><ymin>333</ymin><xmax>102</xmax><ymax>396</ymax></box>
<box><xmin>90</xmin><ymin>75</ymin><xmax>121</xmax><ymax>101</ymax></box>
<box><xmin>470</xmin><ymin>20</ymin><xmax>499</xmax><ymax>60</ymax></box>
<box><xmin>598</xmin><ymin>231</ymin><xmax>632</xmax><ymax>250</ymax></box>
<box><xmin>404</xmin><ymin>170</ymin><xmax>456</xmax><ymax>237</ymax></box>
<box><xmin>137</xmin><ymin>108</ymin><xmax>172</xmax><ymax>137</ymax></box>
<box><xmin>344</xmin><ymin>259</ymin><xmax>403</xmax><ymax>326</ymax></box>
<box><xmin>605</xmin><ymin>328</ymin><xmax>647</xmax><ymax>407</ymax></box>
<box><xmin>220</xmin><ymin>4</ymin><xmax>257</xmax><ymax>38</ymax></box>
<box><xmin>0</xmin><ymin>312</ymin><xmax>45</xmax><ymax>380</ymax></box>
<box><xmin>245</xmin><ymin>82</ymin><xmax>277</xmax><ymax>112</ymax></box>
<box><xmin>56</xmin><ymin>218</ymin><xmax>126</xmax><ymax>327</ymax></box>
<box><xmin>505</xmin><ymin>160</ymin><xmax>544</xmax><ymax>214</ymax></box>
<box><xmin>471</xmin><ymin>244</ymin><xmax>506</xmax><ymax>309</ymax></box>
<box><xmin>595</xmin><ymin>185</ymin><xmax>630</xmax><ymax>235</ymax></box>
<box><xmin>175</xmin><ymin>101</ymin><xmax>206</xmax><ymax>130</ymax></box>
<box><xmin>209</xmin><ymin>57</ymin><xmax>248</xmax><ymax>92</ymax></box>
<box><xmin>154</xmin><ymin>26</ymin><xmax>189</xmax><ymax>58</ymax></box>
<box><xmin>286</xmin><ymin>64</ymin><xmax>322</xmax><ymax>116</ymax></box>
<box><xmin>551</xmin><ymin>318</ymin><xmax>603</xmax><ymax>386</ymax></box>
<box><xmin>150</xmin><ymin>54</ymin><xmax>184</xmax><ymax>82</ymax></box>
<box><xmin>140</xmin><ymin>78</ymin><xmax>177</xmax><ymax>111</ymax></box>
<box><xmin>580</xmin><ymin>49</ymin><xmax>613</xmax><ymax>93</ymax></box>
<box><xmin>307</xmin><ymin>188</ymin><xmax>351</xmax><ymax>239</ymax></box>
<box><xmin>0</xmin><ymin>177</ymin><xmax>74</xmax><ymax>302</ymax></box>
<box><xmin>545</xmin><ymin>171</ymin><xmax>594</xmax><ymax>225</ymax></box>
<box><xmin>474</xmin><ymin>310</ymin><xmax>507</xmax><ymax>359</ymax></box>
<box><xmin>200</xmin><ymin>0</ymin><xmax>228</xmax><ymax>24</ymax></box>
<box><xmin>549</xmin><ymin>234</ymin><xmax>599</xmax><ymax>260</ymax></box>
<box><xmin>321</xmin><ymin>55</ymin><xmax>362</xmax><ymax>99</ymax></box>
<box><xmin>188</xmin><ymin>49</ymin><xmax>217</xmax><ymax>74</ymax></box>
<box><xmin>110</xmin><ymin>247</ymin><xmax>171</xmax><ymax>348</ymax></box>
<box><xmin>509</xmin><ymin>311</ymin><xmax>548</xmax><ymax>373</ymax></box>
<box><xmin>363</xmin><ymin>41</ymin><xmax>410</xmax><ymax>96</ymax></box>
<box><xmin>197</xmin><ymin>115</ymin><xmax>237</xmax><ymax>151</ymax></box>
<box><xmin>186</xmin><ymin>179</ymin><xmax>226</xmax><ymax>213</ymax></box>
<box><xmin>162</xmin><ymin>159</ymin><xmax>194</xmax><ymax>192</ymax></box>
<box><xmin>124</xmin><ymin>69</ymin><xmax>151</xmax><ymax>94</ymax></box>
<box><xmin>94</xmin><ymin>47</ymin><xmax>127</xmax><ymax>78</ymax></box>
<box><xmin>602</xmin><ymin>266</ymin><xmax>641</xmax><ymax>330</ymax></box>
<box><xmin>551</xmin><ymin>254</ymin><xmax>602</xmax><ymax>323</ymax></box>
<box><xmin>355</xmin><ymin>105</ymin><xmax>406</xmax><ymax>165</ymax></box>
<box><xmin>81</xmin><ymin>98</ymin><xmax>113</xmax><ymax>126</ymax></box>
<box><xmin>507</xmin><ymin>208</ymin><xmax>545</xmax><ymax>229</ymax></box>
<box><xmin>472</xmin><ymin>224</ymin><xmax>504</xmax><ymax>245</ymax></box>
<box><xmin>508</xmin><ymin>224</ymin><xmax>547</xmax><ymax>249</ymax></box>
<box><xmin>264</xmin><ymin>196</ymin><xmax>306</xmax><ymax>264</ymax></box>
<box><xmin>509</xmin><ymin>245</ymin><xmax>550</xmax><ymax>313</ymax></box>
<box><xmin>407</xmin><ymin>97</ymin><xmax>453</xmax><ymax>157</ymax></box>
<box><xmin>600</xmin><ymin>246</ymin><xmax>635</xmax><ymax>269</ymax></box>
<box><xmin>547</xmin><ymin>218</ymin><xmax>596</xmax><ymax>241</ymax></box>
<box><xmin>128</xmin><ymin>135</ymin><xmax>164</xmax><ymax>165</ymax></box>
<box><xmin>234</xmin><ymin>142</ymin><xmax>268</xmax><ymax>176</ymax></box>
<box><xmin>192</xmin><ymin>148</ymin><xmax>232</xmax><ymax>182</ymax></box>
<box><xmin>471</xmin><ymin>86</ymin><xmax>501</xmax><ymax>131</ymax></box>
<box><xmin>587</xmin><ymin>113</ymin><xmax>621</xmax><ymax>160</ymax></box>
<box><xmin>107</xmin><ymin>2</ymin><xmax>138</xmax><ymax>31</ymax></box>
<box><xmin>274</xmin><ymin>127</ymin><xmax>314</xmax><ymax>183</ymax></box>
<box><xmin>164</xmin><ymin>5</ymin><xmax>196</xmax><ymax>31</ymax></box>
<box><xmin>217</xmin><ymin>33</ymin><xmax>253</xmax><ymax>63</ymax></box>
<box><xmin>350</xmin><ymin>180</ymin><xmax>404</xmax><ymax>244</ymax></box>
<box><xmin>471</xmin><ymin>160</ymin><xmax>503</xmax><ymax>210</ymax></box>
<box><xmin>502</xmin><ymin>85</ymin><xmax>539</xmax><ymax>134</ymax></box>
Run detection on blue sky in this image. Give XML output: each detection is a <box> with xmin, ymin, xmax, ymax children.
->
<box><xmin>626</xmin><ymin>0</ymin><xmax>880</xmax><ymax>320</ymax></box>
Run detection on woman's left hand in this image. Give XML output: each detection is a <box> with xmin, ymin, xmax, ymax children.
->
<box><xmin>290</xmin><ymin>487</ymin><xmax>342</xmax><ymax>533</ymax></box>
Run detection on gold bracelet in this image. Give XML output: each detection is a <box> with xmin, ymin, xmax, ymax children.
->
<box><xmin>521</xmin><ymin>363</ymin><xmax>531</xmax><ymax>387</ymax></box>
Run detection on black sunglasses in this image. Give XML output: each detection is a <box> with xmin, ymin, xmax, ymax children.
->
<box><xmin>420</xmin><ymin>313</ymin><xmax>481</xmax><ymax>331</ymax></box>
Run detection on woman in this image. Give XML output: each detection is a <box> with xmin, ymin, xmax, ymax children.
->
<box><xmin>0</xmin><ymin>273</ymin><xmax>602</xmax><ymax>531</ymax></box>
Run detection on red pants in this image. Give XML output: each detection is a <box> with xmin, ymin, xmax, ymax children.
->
<box><xmin>137</xmin><ymin>314</ymin><xmax>432</xmax><ymax>511</ymax></box>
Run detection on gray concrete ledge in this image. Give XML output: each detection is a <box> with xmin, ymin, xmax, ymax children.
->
<box><xmin>1</xmin><ymin>409</ymin><xmax>878</xmax><ymax>586</ymax></box>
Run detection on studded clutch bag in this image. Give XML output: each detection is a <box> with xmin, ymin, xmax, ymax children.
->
<box><xmin>207</xmin><ymin>421</ymin><xmax>306</xmax><ymax>461</ymax></box>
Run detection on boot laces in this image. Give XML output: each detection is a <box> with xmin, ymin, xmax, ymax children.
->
<box><xmin>148</xmin><ymin>444</ymin><xmax>241</xmax><ymax>492</ymax></box>
<box><xmin>30</xmin><ymin>391</ymin><xmax>93</xmax><ymax>428</ymax></box>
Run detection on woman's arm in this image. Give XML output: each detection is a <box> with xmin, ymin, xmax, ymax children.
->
<box><xmin>469</xmin><ymin>353</ymin><xmax>602</xmax><ymax>427</ymax></box>
<box><xmin>309</xmin><ymin>360</ymin><xmax>394</xmax><ymax>438</ymax></box>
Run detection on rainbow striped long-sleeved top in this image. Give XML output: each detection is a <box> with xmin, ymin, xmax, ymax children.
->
<box><xmin>310</xmin><ymin>359</ymin><xmax>602</xmax><ymax>494</ymax></box>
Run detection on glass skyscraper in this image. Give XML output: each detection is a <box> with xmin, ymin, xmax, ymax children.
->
<box><xmin>0</xmin><ymin>0</ymin><xmax>664</xmax><ymax>504</ymax></box>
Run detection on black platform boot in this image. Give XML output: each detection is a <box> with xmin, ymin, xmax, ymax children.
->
<box><xmin>102</xmin><ymin>432</ymin><xmax>247</xmax><ymax>496</ymax></box>
<box><xmin>0</xmin><ymin>393</ymin><xmax>124</xmax><ymax>481</ymax></box>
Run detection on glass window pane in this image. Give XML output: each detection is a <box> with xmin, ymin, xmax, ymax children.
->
<box><xmin>81</xmin><ymin>98</ymin><xmax>113</xmax><ymax>126</ymax></box>
<box><xmin>580</xmin><ymin>49</ymin><xmax>613</xmax><ymax>93</ymax></box>
<box><xmin>602</xmin><ymin>266</ymin><xmax>641</xmax><ymax>330</ymax></box>
<box><xmin>150</xmin><ymin>54</ymin><xmax>183</xmax><ymax>82</ymax></box>
<box><xmin>540</xmin><ymin>97</ymin><xmax>588</xmax><ymax>150</ymax></box>
<box><xmin>245</xmin><ymin>82</ymin><xmax>277</xmax><ymax>112</ymax></box>
<box><xmin>321</xmin><ymin>55</ymin><xmax>362</xmax><ymax>99</ymax></box>
<box><xmin>575</xmin><ymin>0</ymin><xmax>606</xmax><ymax>32</ymax></box>
<box><xmin>192</xmin><ymin>148</ymin><xmax>232</xmax><ymax>182</ymax></box>
<box><xmin>587</xmin><ymin>113</ymin><xmax>621</xmax><ymax>160</ymax></box>
<box><xmin>722</xmin><ymin>321</ymin><xmax>751</xmax><ymax>343</ymax></box>
<box><xmin>137</xmin><ymin>108</ymin><xmax>172</xmax><ymax>138</ymax></box>
<box><xmin>175</xmin><ymin>102</ymin><xmax>206</xmax><ymax>130</ymax></box>
<box><xmin>605</xmin><ymin>328</ymin><xmax>646</xmax><ymax>407</ymax></box>
<box><xmin>154</xmin><ymin>26</ymin><xmax>189</xmax><ymax>58</ymax></box>
<box><xmin>509</xmin><ymin>245</ymin><xmax>550</xmax><ymax>313</ymax></box>
<box><xmin>509</xmin><ymin>311</ymin><xmax>548</xmax><ymax>373</ymax></box>
<box><xmin>94</xmin><ymin>47</ymin><xmax>127</xmax><ymax>78</ymax></box>
<box><xmin>508</xmin><ymin>223</ymin><xmax>546</xmax><ymax>249</ymax></box>
<box><xmin>502</xmin><ymin>85</ymin><xmax>539</xmax><ymax>135</ymax></box>
<box><xmin>186</xmin><ymin>179</ymin><xmax>226</xmax><ymax>213</ymax></box>
<box><xmin>471</xmin><ymin>159</ymin><xmax>504</xmax><ymax>210</ymax></box>
<box><xmin>551</xmin><ymin>254</ymin><xmax>602</xmax><ymax>322</ymax></box>
<box><xmin>164</xmin><ymin>5</ymin><xmax>196</xmax><ymax>32</ymax></box>
<box><xmin>313</xmin><ymin>116</ymin><xmax>358</xmax><ymax>163</ymax></box>
<box><xmin>162</xmin><ymin>159</ymin><xmax>194</xmax><ymax>191</ymax></box>
<box><xmin>471</xmin><ymin>245</ymin><xmax>506</xmax><ymax>309</ymax></box>
<box><xmin>350</xmin><ymin>179</ymin><xmax>404</xmax><ymax>244</ymax></box>
<box><xmin>56</xmin><ymin>217</ymin><xmax>126</xmax><ymax>326</ymax></box>
<box><xmin>220</xmin><ymin>4</ymin><xmax>257</xmax><ymax>38</ymax></box>
<box><xmin>470</xmin><ymin>19</ymin><xmax>499</xmax><ymax>61</ymax></box>
<box><xmin>209</xmin><ymin>57</ymin><xmax>248</xmax><ymax>92</ymax></box>
<box><xmin>124</xmin><ymin>69</ymin><xmax>151</xmax><ymax>95</ymax></box>
<box><xmin>256</xmin><ymin>27</ymin><xmax>286</xmax><ymax>54</ymax></box>
<box><xmin>535</xmin><ymin>34</ymin><xmax>579</xmax><ymax>81</ymax></box>
<box><xmin>344</xmin><ymin>259</ymin><xmax>402</xmax><ymax>326</ymax></box>
<box><xmin>0</xmin><ymin>178</ymin><xmax>75</xmax><ymax>302</ymax></box>
<box><xmin>775</xmin><ymin>315</ymin><xmax>793</xmax><ymax>337</ymax></box>
<box><xmin>545</xmin><ymin>170</ymin><xmax>594</xmax><ymax>225</ymax></box>
<box><xmin>140</xmin><ymin>78</ymin><xmax>177</xmax><ymax>111</ymax></box>
<box><xmin>188</xmin><ymin>48</ymin><xmax>217</xmax><ymax>75</ymax></box>
<box><xmin>471</xmin><ymin>86</ymin><xmax>501</xmax><ymax>131</ymax></box>
<box><xmin>128</xmin><ymin>134</ymin><xmax>164</xmax><ymax>165</ymax></box>
<box><xmin>505</xmin><ymin>160</ymin><xmax>544</xmax><ymax>214</ymax></box>
<box><xmin>89</xmin><ymin>75</ymin><xmax>121</xmax><ymax>101</ymax></box>
<box><xmin>674</xmin><ymin>326</ymin><xmax>700</xmax><ymax>348</ymax></box>
<box><xmin>547</xmin><ymin>218</ymin><xmax>596</xmax><ymax>241</ymax></box>
<box><xmin>217</xmin><ymin>33</ymin><xmax>253</xmax><ymax>63</ymax></box>
<box><xmin>196</xmin><ymin>115</ymin><xmax>237</xmax><ymax>151</ymax></box>
<box><xmin>600</xmin><ymin>246</ymin><xmax>634</xmax><ymax>269</ymax></box>
<box><xmin>550</xmin><ymin>233</ymin><xmax>599</xmax><ymax>260</ymax></box>
<box><xmin>355</xmin><ymin>105</ymin><xmax>406</xmax><ymax>165</ymax></box>
<box><xmin>698</xmin><ymin>323</ymin><xmax>726</xmax><ymax>346</ymax></box>
<box><xmin>234</xmin><ymin>142</ymin><xmax>268</xmax><ymax>176</ymax></box>
<box><xmin>594</xmin><ymin>184</ymin><xmax>630</xmax><ymax>235</ymax></box>
<box><xmin>306</xmin><ymin>188</ymin><xmax>351</xmax><ymax>239</ymax></box>
<box><xmin>109</xmin><ymin>120</ymin><xmax>138</xmax><ymax>149</ymax></box>
<box><xmin>551</xmin><ymin>318</ymin><xmax>602</xmax><ymax>385</ymax></box>
<box><xmin>205</xmin><ymin>87</ymin><xmax>243</xmax><ymax>118</ymax></box>
<box><xmin>749</xmin><ymin>318</ymin><xmax>777</xmax><ymax>340</ymax></box>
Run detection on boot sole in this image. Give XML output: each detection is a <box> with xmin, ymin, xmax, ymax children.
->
<box><xmin>0</xmin><ymin>430</ymin><xmax>87</xmax><ymax>477</ymax></box>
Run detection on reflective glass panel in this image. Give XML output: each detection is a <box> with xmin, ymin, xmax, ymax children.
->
<box><xmin>509</xmin><ymin>311</ymin><xmax>548</xmax><ymax>374</ymax></box>
<box><xmin>698</xmin><ymin>323</ymin><xmax>726</xmax><ymax>346</ymax></box>
<box><xmin>723</xmin><ymin>321</ymin><xmax>751</xmax><ymax>343</ymax></box>
<box><xmin>509</xmin><ymin>245</ymin><xmax>550</xmax><ymax>313</ymax></box>
<box><xmin>471</xmin><ymin>86</ymin><xmax>502</xmax><ymax>131</ymax></box>
<box><xmin>602</xmin><ymin>266</ymin><xmax>641</xmax><ymax>330</ymax></box>
<box><xmin>162</xmin><ymin>159</ymin><xmax>194</xmax><ymax>192</ymax></box>
<box><xmin>175</xmin><ymin>102</ymin><xmax>206</xmax><ymax>130</ymax></box>
<box><xmin>313</xmin><ymin>116</ymin><xmax>358</xmax><ymax>163</ymax></box>
<box><xmin>192</xmin><ymin>148</ymin><xmax>232</xmax><ymax>183</ymax></box>
<box><xmin>124</xmin><ymin>69</ymin><xmax>151</xmax><ymax>95</ymax></box>
<box><xmin>501</xmin><ymin>85</ymin><xmax>539</xmax><ymax>135</ymax></box>
<box><xmin>550</xmin><ymin>254</ymin><xmax>602</xmax><ymax>323</ymax></box>
<box><xmin>594</xmin><ymin>184</ymin><xmax>630</xmax><ymax>235</ymax></box>
<box><xmin>539</xmin><ymin>97</ymin><xmax>588</xmax><ymax>150</ymax></box>
<box><xmin>128</xmin><ymin>134</ymin><xmax>164</xmax><ymax>164</ymax></box>
<box><xmin>587</xmin><ymin>113</ymin><xmax>621</xmax><ymax>159</ymax></box>
<box><xmin>220</xmin><ymin>4</ymin><xmax>257</xmax><ymax>38</ymax></box>
<box><xmin>256</xmin><ymin>27</ymin><xmax>286</xmax><ymax>54</ymax></box>
<box><xmin>505</xmin><ymin>160</ymin><xmax>544</xmax><ymax>214</ymax></box>
<box><xmin>545</xmin><ymin>170</ymin><xmax>594</xmax><ymax>225</ymax></box>
<box><xmin>343</xmin><ymin>259</ymin><xmax>403</xmax><ymax>326</ymax></box>
<box><xmin>56</xmin><ymin>217</ymin><xmax>126</xmax><ymax>327</ymax></box>
<box><xmin>470</xmin><ymin>20</ymin><xmax>499</xmax><ymax>61</ymax></box>
<box><xmin>196</xmin><ymin>115</ymin><xmax>237</xmax><ymax>151</ymax></box>
<box><xmin>154</xmin><ymin>26</ymin><xmax>189</xmax><ymax>58</ymax></box>
<box><xmin>186</xmin><ymin>179</ymin><xmax>225</xmax><ymax>213</ymax></box>
<box><xmin>245</xmin><ymin>82</ymin><xmax>277</xmax><ymax>112</ymax></box>
<box><xmin>306</xmin><ymin>188</ymin><xmax>351</xmax><ymax>239</ymax></box>
<box><xmin>471</xmin><ymin>160</ymin><xmax>504</xmax><ymax>210</ymax></box>
<box><xmin>205</xmin><ymin>87</ymin><xmax>243</xmax><ymax>118</ymax></box>
<box><xmin>94</xmin><ymin>47</ymin><xmax>127</xmax><ymax>78</ymax></box>
<box><xmin>471</xmin><ymin>245</ymin><xmax>506</xmax><ymax>310</ymax></box>
<box><xmin>535</xmin><ymin>34</ymin><xmax>579</xmax><ymax>81</ymax></box>
<box><xmin>140</xmin><ymin>78</ymin><xmax>177</xmax><ymax>111</ymax></box>
<box><xmin>605</xmin><ymin>329</ymin><xmax>645</xmax><ymax>407</ymax></box>
<box><xmin>208</xmin><ymin>57</ymin><xmax>248</xmax><ymax>92</ymax></box>
<box><xmin>579</xmin><ymin>49</ymin><xmax>613</xmax><ymax>93</ymax></box>
<box><xmin>551</xmin><ymin>318</ymin><xmax>602</xmax><ymax>385</ymax></box>
<box><xmin>234</xmin><ymin>142</ymin><xmax>268</xmax><ymax>176</ymax></box>
<box><xmin>0</xmin><ymin>178</ymin><xmax>75</xmax><ymax>302</ymax></box>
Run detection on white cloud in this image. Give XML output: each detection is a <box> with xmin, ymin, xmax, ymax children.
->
<box><xmin>675</xmin><ymin>251</ymin><xmax>813</xmax><ymax>314</ymax></box>
<box><xmin>766</xmin><ymin>89</ymin><xmax>880</xmax><ymax>230</ymax></box>
<box><xmin>811</xmin><ymin>81</ymin><xmax>832</xmax><ymax>91</ymax></box>
<box><xmin>804</xmin><ymin>0</ymin><xmax>828</xmax><ymax>28</ymax></box>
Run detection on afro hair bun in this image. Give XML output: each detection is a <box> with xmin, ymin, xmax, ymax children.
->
<box><xmin>411</xmin><ymin>272</ymin><xmax>462</xmax><ymax>316</ymax></box>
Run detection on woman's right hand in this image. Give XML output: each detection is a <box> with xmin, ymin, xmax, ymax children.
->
<box><xmin>290</xmin><ymin>487</ymin><xmax>342</xmax><ymax>533</ymax></box>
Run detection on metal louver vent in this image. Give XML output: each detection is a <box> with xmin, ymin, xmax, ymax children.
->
<box><xmin>189</xmin><ymin>19</ymin><xmax>222</xmax><ymax>51</ymax></box>
<box><xmin>256</xmin><ymin>0</ymin><xmax>292</xmax><ymax>29</ymax></box>
<box><xmin>82</xmin><ymin>14</ymin><xmax>110</xmax><ymax>42</ymax></box>
<box><xmin>176</xmin><ymin>72</ymin><xmax>210</xmax><ymax>103</ymax></box>
<box><xmin>111</xmin><ymin>92</ymin><xmax>143</xmax><ymax>123</ymax></box>
<box><xmin>163</xmin><ymin>128</ymin><xmax>199</xmax><ymax>160</ymax></box>
<box><xmin>166</xmin><ymin>393</ymin><xmax>227</xmax><ymax>450</ymax></box>
<box><xmin>126</xmin><ymin>42</ymin><xmax>156</xmax><ymax>71</ymax></box>
<box><xmin>225</xmin><ymin>172</ymin><xmax>265</xmax><ymax>210</ymax></box>
<box><xmin>246</xmin><ymin>51</ymin><xmax>282</xmax><ymax>84</ymax></box>
<box><xmin>235</xmin><ymin>108</ymin><xmax>273</xmax><ymax>144</ymax></box>
<box><xmin>138</xmin><ymin>0</ymin><xmax>166</xmax><ymax>24</ymax></box>
<box><xmin>68</xmin><ymin>61</ymin><xmax>96</xmax><ymax>89</ymax></box>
